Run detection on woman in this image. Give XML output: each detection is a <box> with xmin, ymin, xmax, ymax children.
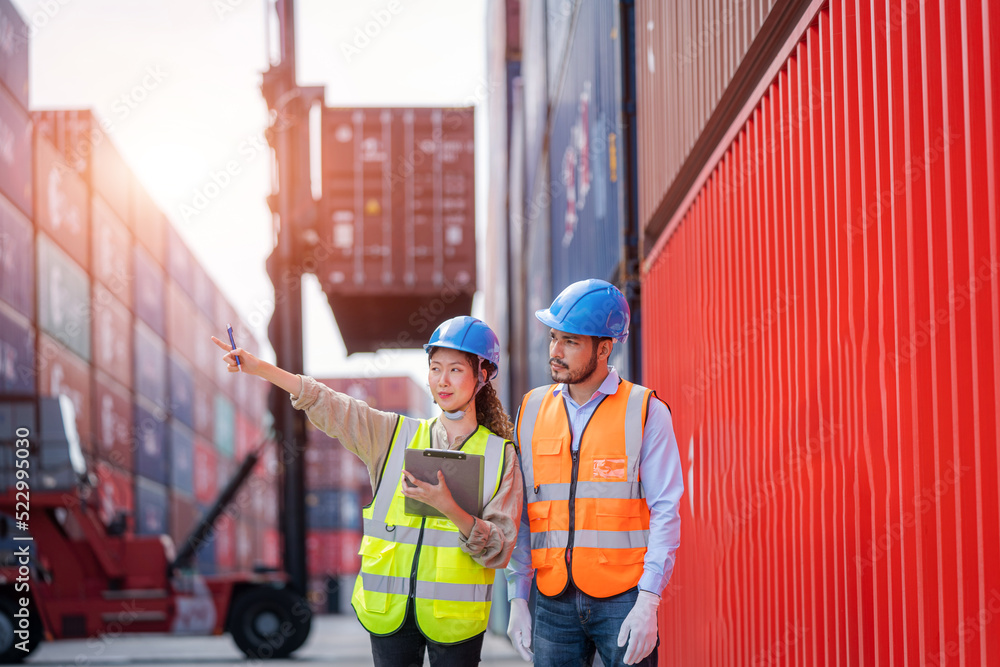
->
<box><xmin>212</xmin><ymin>316</ymin><xmax>522</xmax><ymax>666</ymax></box>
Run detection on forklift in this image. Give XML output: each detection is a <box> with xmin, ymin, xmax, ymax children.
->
<box><xmin>0</xmin><ymin>396</ymin><xmax>311</xmax><ymax>663</ymax></box>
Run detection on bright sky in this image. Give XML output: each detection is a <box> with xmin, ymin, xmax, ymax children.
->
<box><xmin>14</xmin><ymin>0</ymin><xmax>489</xmax><ymax>389</ymax></box>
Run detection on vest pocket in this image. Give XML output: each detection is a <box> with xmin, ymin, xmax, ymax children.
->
<box><xmin>533</xmin><ymin>437</ymin><xmax>565</xmax><ymax>484</ymax></box>
<box><xmin>357</xmin><ymin>536</ymin><xmax>395</xmax><ymax>613</ymax></box>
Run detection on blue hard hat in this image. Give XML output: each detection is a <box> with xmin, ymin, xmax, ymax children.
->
<box><xmin>424</xmin><ymin>316</ymin><xmax>501</xmax><ymax>379</ymax></box>
<box><xmin>535</xmin><ymin>279</ymin><xmax>630</xmax><ymax>342</ymax></box>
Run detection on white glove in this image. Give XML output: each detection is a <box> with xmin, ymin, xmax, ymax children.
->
<box><xmin>506</xmin><ymin>597</ymin><xmax>534</xmax><ymax>662</ymax></box>
<box><xmin>617</xmin><ymin>590</ymin><xmax>660</xmax><ymax>664</ymax></box>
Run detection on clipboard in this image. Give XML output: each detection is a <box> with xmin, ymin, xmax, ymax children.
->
<box><xmin>403</xmin><ymin>449</ymin><xmax>484</xmax><ymax>518</ymax></box>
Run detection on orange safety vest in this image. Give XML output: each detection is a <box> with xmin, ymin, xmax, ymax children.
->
<box><xmin>516</xmin><ymin>379</ymin><xmax>652</xmax><ymax>598</ymax></box>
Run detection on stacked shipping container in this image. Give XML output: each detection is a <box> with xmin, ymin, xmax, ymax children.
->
<box><xmin>0</xmin><ymin>0</ymin><xmax>277</xmax><ymax>578</ymax></box>
<box><xmin>637</xmin><ymin>0</ymin><xmax>1000</xmax><ymax>665</ymax></box>
<box><xmin>492</xmin><ymin>0</ymin><xmax>638</xmax><ymax>400</ymax></box>
<box><xmin>488</xmin><ymin>0</ymin><xmax>1000</xmax><ymax>664</ymax></box>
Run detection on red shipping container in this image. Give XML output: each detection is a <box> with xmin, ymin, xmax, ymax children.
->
<box><xmin>92</xmin><ymin>369</ymin><xmax>133</xmax><ymax>470</ymax></box>
<box><xmin>0</xmin><ymin>0</ymin><xmax>30</xmax><ymax>108</ymax></box>
<box><xmin>0</xmin><ymin>192</ymin><xmax>33</xmax><ymax>318</ymax></box>
<box><xmin>166</xmin><ymin>281</ymin><xmax>196</xmax><ymax>366</ymax></box>
<box><xmin>169</xmin><ymin>492</ymin><xmax>199</xmax><ymax>549</ymax></box>
<box><xmin>640</xmin><ymin>2</ymin><xmax>1000</xmax><ymax>665</ymax></box>
<box><xmin>35</xmin><ymin>134</ymin><xmax>89</xmax><ymax>270</ymax></box>
<box><xmin>338</xmin><ymin>530</ymin><xmax>362</xmax><ymax>574</ymax></box>
<box><xmin>192</xmin><ymin>436</ymin><xmax>218</xmax><ymax>505</ymax></box>
<box><xmin>37</xmin><ymin>332</ymin><xmax>92</xmax><ymax>453</ymax></box>
<box><xmin>91</xmin><ymin>194</ymin><xmax>133</xmax><ymax>309</ymax></box>
<box><xmin>92</xmin><ymin>283</ymin><xmax>132</xmax><ymax>389</ymax></box>
<box><xmin>92</xmin><ymin>459</ymin><xmax>134</xmax><ymax>529</ymax></box>
<box><xmin>236</xmin><ymin>519</ymin><xmax>254</xmax><ymax>572</ymax></box>
<box><xmin>235</xmin><ymin>411</ymin><xmax>256</xmax><ymax>459</ymax></box>
<box><xmin>0</xmin><ymin>83</ymin><xmax>31</xmax><ymax>218</ymax></box>
<box><xmin>214</xmin><ymin>511</ymin><xmax>236</xmax><ymax>572</ymax></box>
<box><xmin>131</xmin><ymin>182</ymin><xmax>166</xmax><ymax>266</ymax></box>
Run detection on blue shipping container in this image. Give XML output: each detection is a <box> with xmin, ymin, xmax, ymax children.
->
<box><xmin>213</xmin><ymin>394</ymin><xmax>234</xmax><ymax>456</ymax></box>
<box><xmin>0</xmin><ymin>194</ymin><xmax>33</xmax><ymax>318</ymax></box>
<box><xmin>170</xmin><ymin>419</ymin><xmax>194</xmax><ymax>496</ymax></box>
<box><xmin>548</xmin><ymin>0</ymin><xmax>626</xmax><ymax>289</ymax></box>
<box><xmin>133</xmin><ymin>243</ymin><xmax>166</xmax><ymax>338</ymax></box>
<box><xmin>0</xmin><ymin>0</ymin><xmax>30</xmax><ymax>108</ymax></box>
<box><xmin>37</xmin><ymin>233</ymin><xmax>91</xmax><ymax>362</ymax></box>
<box><xmin>134</xmin><ymin>321</ymin><xmax>167</xmax><ymax>410</ymax></box>
<box><xmin>133</xmin><ymin>398</ymin><xmax>167</xmax><ymax>485</ymax></box>
<box><xmin>0</xmin><ymin>302</ymin><xmax>34</xmax><ymax>395</ymax></box>
<box><xmin>0</xmin><ymin>84</ymin><xmax>30</xmax><ymax>219</ymax></box>
<box><xmin>307</xmin><ymin>489</ymin><xmax>340</xmax><ymax>530</ymax></box>
<box><xmin>169</xmin><ymin>355</ymin><xmax>194</xmax><ymax>429</ymax></box>
<box><xmin>339</xmin><ymin>490</ymin><xmax>362</xmax><ymax>531</ymax></box>
<box><xmin>135</xmin><ymin>475</ymin><xmax>168</xmax><ymax>536</ymax></box>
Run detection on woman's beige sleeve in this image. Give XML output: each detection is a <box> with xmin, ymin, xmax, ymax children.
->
<box><xmin>289</xmin><ymin>375</ymin><xmax>399</xmax><ymax>490</ymax></box>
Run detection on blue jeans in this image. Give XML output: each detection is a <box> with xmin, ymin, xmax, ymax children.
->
<box><xmin>533</xmin><ymin>584</ymin><xmax>658</xmax><ymax>667</ymax></box>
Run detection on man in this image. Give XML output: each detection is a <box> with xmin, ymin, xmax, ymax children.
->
<box><xmin>506</xmin><ymin>279</ymin><xmax>683</xmax><ymax>666</ymax></box>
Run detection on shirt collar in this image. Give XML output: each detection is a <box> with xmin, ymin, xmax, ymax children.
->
<box><xmin>552</xmin><ymin>366</ymin><xmax>621</xmax><ymax>406</ymax></box>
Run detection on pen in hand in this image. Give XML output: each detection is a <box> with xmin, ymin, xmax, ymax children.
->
<box><xmin>227</xmin><ymin>324</ymin><xmax>241</xmax><ymax>369</ymax></box>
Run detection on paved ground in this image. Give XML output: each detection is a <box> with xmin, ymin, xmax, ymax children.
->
<box><xmin>24</xmin><ymin>613</ymin><xmax>524</xmax><ymax>666</ymax></box>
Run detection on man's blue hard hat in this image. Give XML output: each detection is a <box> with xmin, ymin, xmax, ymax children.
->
<box><xmin>424</xmin><ymin>316</ymin><xmax>501</xmax><ymax>379</ymax></box>
<box><xmin>535</xmin><ymin>279</ymin><xmax>630</xmax><ymax>343</ymax></box>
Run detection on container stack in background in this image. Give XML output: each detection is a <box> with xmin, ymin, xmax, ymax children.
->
<box><xmin>29</xmin><ymin>107</ymin><xmax>276</xmax><ymax>576</ymax></box>
<box><xmin>0</xmin><ymin>0</ymin><xmax>34</xmax><ymax>399</ymax></box>
<box><xmin>485</xmin><ymin>0</ymin><xmax>639</xmax><ymax>403</ymax></box>
<box><xmin>304</xmin><ymin>376</ymin><xmax>432</xmax><ymax>614</ymax></box>
<box><xmin>0</xmin><ymin>0</ymin><xmax>277</xmax><ymax>580</ymax></box>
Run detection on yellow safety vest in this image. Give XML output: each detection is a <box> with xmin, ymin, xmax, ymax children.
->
<box><xmin>352</xmin><ymin>417</ymin><xmax>507</xmax><ymax>644</ymax></box>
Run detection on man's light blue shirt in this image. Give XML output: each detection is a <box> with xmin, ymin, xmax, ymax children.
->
<box><xmin>506</xmin><ymin>367</ymin><xmax>684</xmax><ymax>600</ymax></box>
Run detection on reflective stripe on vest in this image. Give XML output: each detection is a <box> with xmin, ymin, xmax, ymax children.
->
<box><xmin>517</xmin><ymin>380</ymin><xmax>651</xmax><ymax>598</ymax></box>
<box><xmin>352</xmin><ymin>417</ymin><xmax>506</xmax><ymax>643</ymax></box>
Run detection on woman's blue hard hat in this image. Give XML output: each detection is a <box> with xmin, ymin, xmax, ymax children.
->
<box><xmin>424</xmin><ymin>316</ymin><xmax>501</xmax><ymax>379</ymax></box>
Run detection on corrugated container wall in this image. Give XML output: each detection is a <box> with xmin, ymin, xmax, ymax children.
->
<box><xmin>641</xmin><ymin>1</ymin><xmax>1000</xmax><ymax>665</ymax></box>
<box><xmin>636</xmin><ymin>0</ymin><xmax>781</xmax><ymax>244</ymax></box>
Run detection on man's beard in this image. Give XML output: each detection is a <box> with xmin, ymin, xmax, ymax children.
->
<box><xmin>549</xmin><ymin>345</ymin><xmax>600</xmax><ymax>385</ymax></box>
